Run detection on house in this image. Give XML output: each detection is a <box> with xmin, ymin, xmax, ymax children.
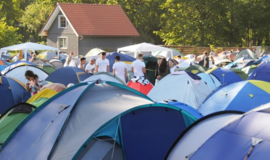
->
<box><xmin>39</xmin><ymin>3</ymin><xmax>139</xmax><ymax>56</ymax></box>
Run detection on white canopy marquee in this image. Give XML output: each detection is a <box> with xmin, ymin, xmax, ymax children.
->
<box><xmin>117</xmin><ymin>42</ymin><xmax>173</xmax><ymax>58</ymax></box>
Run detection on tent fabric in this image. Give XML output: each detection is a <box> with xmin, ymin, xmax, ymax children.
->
<box><xmin>197</xmin><ymin>73</ymin><xmax>221</xmax><ymax>90</ymax></box>
<box><xmin>0</xmin><ymin>60</ymin><xmax>8</xmax><ymax>66</ymax></box>
<box><xmin>166</xmin><ymin>111</ymin><xmax>243</xmax><ymax>160</ymax></box>
<box><xmin>242</xmin><ymin>65</ymin><xmax>257</xmax><ymax>76</ymax></box>
<box><xmin>4</xmin><ymin>65</ymin><xmax>49</xmax><ymax>84</ymax></box>
<box><xmin>127</xmin><ymin>81</ymin><xmax>153</xmax><ymax>95</ymax></box>
<box><xmin>230</xmin><ymin>68</ymin><xmax>248</xmax><ymax>80</ymax></box>
<box><xmin>143</xmin><ymin>55</ymin><xmax>157</xmax><ymax>85</ymax></box>
<box><xmin>165</xmin><ymin>101</ymin><xmax>203</xmax><ymax>119</ymax></box>
<box><xmin>198</xmin><ymin>80</ymin><xmax>270</xmax><ymax>115</ymax></box>
<box><xmin>152</xmin><ymin>49</ymin><xmax>183</xmax><ymax>58</ymax></box>
<box><xmin>106</xmin><ymin>52</ymin><xmax>136</xmax><ymax>72</ymax></box>
<box><xmin>248</xmin><ymin>62</ymin><xmax>270</xmax><ymax>83</ymax></box>
<box><xmin>40</xmin><ymin>83</ymin><xmax>66</xmax><ymax>93</ymax></box>
<box><xmin>49</xmin><ymin>59</ymin><xmax>63</xmax><ymax>69</ymax></box>
<box><xmin>27</xmin><ymin>88</ymin><xmax>58</xmax><ymax>104</ymax></box>
<box><xmin>39</xmin><ymin>51</ymin><xmax>57</xmax><ymax>60</ymax></box>
<box><xmin>0</xmin><ymin>82</ymin><xmax>153</xmax><ymax>160</ymax></box>
<box><xmin>117</xmin><ymin>42</ymin><xmax>173</xmax><ymax>58</ymax></box>
<box><xmin>0</xmin><ymin>76</ymin><xmax>30</xmax><ymax>114</ymax></box>
<box><xmin>85</xmin><ymin>48</ymin><xmax>105</xmax><ymax>57</ymax></box>
<box><xmin>0</xmin><ymin>103</ymin><xmax>36</xmax><ymax>146</ymax></box>
<box><xmin>234</xmin><ymin>49</ymin><xmax>256</xmax><ymax>61</ymax></box>
<box><xmin>190</xmin><ymin>103</ymin><xmax>270</xmax><ymax>160</ymax></box>
<box><xmin>0</xmin><ymin>42</ymin><xmax>58</xmax><ymax>52</ymax></box>
<box><xmin>206</xmin><ymin>67</ymin><xmax>243</xmax><ymax>84</ymax></box>
<box><xmin>177</xmin><ymin>65</ymin><xmax>208</xmax><ymax>74</ymax></box>
<box><xmin>1</xmin><ymin>61</ymin><xmax>35</xmax><ymax>75</ymax></box>
<box><xmin>148</xmin><ymin>71</ymin><xmax>213</xmax><ymax>109</ymax></box>
<box><xmin>45</xmin><ymin>67</ymin><xmax>90</xmax><ymax>86</ymax></box>
<box><xmin>73</xmin><ymin>104</ymin><xmax>198</xmax><ymax>160</ymax></box>
<box><xmin>83</xmin><ymin>72</ymin><xmax>126</xmax><ymax>85</ymax></box>
<box><xmin>36</xmin><ymin>65</ymin><xmax>56</xmax><ymax>74</ymax></box>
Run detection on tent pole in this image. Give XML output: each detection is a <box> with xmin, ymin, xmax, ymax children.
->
<box><xmin>24</xmin><ymin>49</ymin><xmax>27</xmax><ymax>61</ymax></box>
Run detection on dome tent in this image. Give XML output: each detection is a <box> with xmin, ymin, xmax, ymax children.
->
<box><xmin>166</xmin><ymin>111</ymin><xmax>243</xmax><ymax>160</ymax></box>
<box><xmin>190</xmin><ymin>103</ymin><xmax>270</xmax><ymax>160</ymax></box>
<box><xmin>248</xmin><ymin>62</ymin><xmax>270</xmax><ymax>83</ymax></box>
<box><xmin>0</xmin><ymin>81</ymin><xmax>153</xmax><ymax>160</ymax></box>
<box><xmin>197</xmin><ymin>73</ymin><xmax>221</xmax><ymax>90</ymax></box>
<box><xmin>148</xmin><ymin>71</ymin><xmax>212</xmax><ymax>109</ymax></box>
<box><xmin>45</xmin><ymin>67</ymin><xmax>90</xmax><ymax>86</ymax></box>
<box><xmin>105</xmin><ymin>52</ymin><xmax>136</xmax><ymax>72</ymax></box>
<box><xmin>83</xmin><ymin>72</ymin><xmax>126</xmax><ymax>85</ymax></box>
<box><xmin>0</xmin><ymin>103</ymin><xmax>36</xmax><ymax>147</ymax></box>
<box><xmin>206</xmin><ymin>67</ymin><xmax>243</xmax><ymax>84</ymax></box>
<box><xmin>127</xmin><ymin>80</ymin><xmax>153</xmax><ymax>95</ymax></box>
<box><xmin>49</xmin><ymin>59</ymin><xmax>63</xmax><ymax>69</ymax></box>
<box><xmin>198</xmin><ymin>80</ymin><xmax>270</xmax><ymax>115</ymax></box>
<box><xmin>234</xmin><ymin>49</ymin><xmax>256</xmax><ymax>61</ymax></box>
<box><xmin>0</xmin><ymin>76</ymin><xmax>30</xmax><ymax>114</ymax></box>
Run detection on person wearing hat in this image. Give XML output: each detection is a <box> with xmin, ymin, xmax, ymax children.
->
<box><xmin>85</xmin><ymin>58</ymin><xmax>96</xmax><ymax>75</ymax></box>
<box><xmin>95</xmin><ymin>52</ymin><xmax>110</xmax><ymax>72</ymax></box>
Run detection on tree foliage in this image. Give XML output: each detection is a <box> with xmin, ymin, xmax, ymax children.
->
<box><xmin>0</xmin><ymin>18</ymin><xmax>21</xmax><ymax>48</ymax></box>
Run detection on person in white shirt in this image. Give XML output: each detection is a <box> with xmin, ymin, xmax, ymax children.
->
<box><xmin>131</xmin><ymin>53</ymin><xmax>146</xmax><ymax>77</ymax></box>
<box><xmin>95</xmin><ymin>52</ymin><xmax>110</xmax><ymax>72</ymax></box>
<box><xmin>85</xmin><ymin>58</ymin><xmax>96</xmax><ymax>75</ymax></box>
<box><xmin>78</xmin><ymin>57</ymin><xmax>86</xmax><ymax>70</ymax></box>
<box><xmin>177</xmin><ymin>55</ymin><xmax>184</xmax><ymax>64</ymax></box>
<box><xmin>113</xmin><ymin>55</ymin><xmax>127</xmax><ymax>83</ymax></box>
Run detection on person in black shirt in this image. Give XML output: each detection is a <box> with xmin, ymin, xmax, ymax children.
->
<box><xmin>203</xmin><ymin>51</ymin><xmax>209</xmax><ymax>68</ymax></box>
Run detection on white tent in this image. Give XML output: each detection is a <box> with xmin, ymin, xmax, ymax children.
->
<box><xmin>85</xmin><ymin>48</ymin><xmax>105</xmax><ymax>57</ymax></box>
<box><xmin>147</xmin><ymin>71</ymin><xmax>213</xmax><ymax>109</ymax></box>
<box><xmin>0</xmin><ymin>42</ymin><xmax>59</xmax><ymax>60</ymax></box>
<box><xmin>117</xmin><ymin>42</ymin><xmax>173</xmax><ymax>58</ymax></box>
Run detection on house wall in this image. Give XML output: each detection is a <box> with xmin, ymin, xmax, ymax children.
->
<box><xmin>79</xmin><ymin>36</ymin><xmax>133</xmax><ymax>56</ymax></box>
<box><xmin>47</xmin><ymin>11</ymin><xmax>79</xmax><ymax>55</ymax></box>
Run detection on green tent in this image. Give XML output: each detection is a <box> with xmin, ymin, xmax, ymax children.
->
<box><xmin>230</xmin><ymin>68</ymin><xmax>248</xmax><ymax>80</ymax></box>
<box><xmin>242</xmin><ymin>65</ymin><xmax>258</xmax><ymax>76</ymax></box>
<box><xmin>0</xmin><ymin>103</ymin><xmax>36</xmax><ymax>147</ymax></box>
<box><xmin>177</xmin><ymin>65</ymin><xmax>208</xmax><ymax>74</ymax></box>
<box><xmin>234</xmin><ymin>49</ymin><xmax>256</xmax><ymax>61</ymax></box>
<box><xmin>36</xmin><ymin>64</ymin><xmax>56</xmax><ymax>74</ymax></box>
<box><xmin>143</xmin><ymin>55</ymin><xmax>157</xmax><ymax>85</ymax></box>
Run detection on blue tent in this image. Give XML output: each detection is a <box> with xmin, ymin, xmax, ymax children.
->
<box><xmin>0</xmin><ymin>81</ymin><xmax>199</xmax><ymax>160</ymax></box>
<box><xmin>106</xmin><ymin>52</ymin><xmax>135</xmax><ymax>72</ymax></box>
<box><xmin>198</xmin><ymin>80</ymin><xmax>270</xmax><ymax>115</ymax></box>
<box><xmin>197</xmin><ymin>73</ymin><xmax>221</xmax><ymax>90</ymax></box>
<box><xmin>165</xmin><ymin>101</ymin><xmax>203</xmax><ymax>119</ymax></box>
<box><xmin>45</xmin><ymin>67</ymin><xmax>90</xmax><ymax>86</ymax></box>
<box><xmin>206</xmin><ymin>67</ymin><xmax>242</xmax><ymax>84</ymax></box>
<box><xmin>190</xmin><ymin>103</ymin><xmax>270</xmax><ymax>160</ymax></box>
<box><xmin>248</xmin><ymin>62</ymin><xmax>270</xmax><ymax>83</ymax></box>
<box><xmin>0</xmin><ymin>65</ymin><xmax>6</xmax><ymax>71</ymax></box>
<box><xmin>0</xmin><ymin>76</ymin><xmax>30</xmax><ymax>114</ymax></box>
<box><xmin>1</xmin><ymin>61</ymin><xmax>35</xmax><ymax>75</ymax></box>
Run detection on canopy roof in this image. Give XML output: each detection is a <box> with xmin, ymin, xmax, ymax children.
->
<box><xmin>0</xmin><ymin>42</ymin><xmax>58</xmax><ymax>52</ymax></box>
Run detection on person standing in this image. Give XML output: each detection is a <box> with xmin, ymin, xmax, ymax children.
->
<box><xmin>78</xmin><ymin>57</ymin><xmax>86</xmax><ymax>70</ymax></box>
<box><xmin>96</xmin><ymin>52</ymin><xmax>110</xmax><ymax>72</ymax></box>
<box><xmin>168</xmin><ymin>59</ymin><xmax>177</xmax><ymax>73</ymax></box>
<box><xmin>203</xmin><ymin>51</ymin><xmax>210</xmax><ymax>68</ymax></box>
<box><xmin>131</xmin><ymin>53</ymin><xmax>146</xmax><ymax>77</ymax></box>
<box><xmin>177</xmin><ymin>55</ymin><xmax>184</xmax><ymax>64</ymax></box>
<box><xmin>113</xmin><ymin>55</ymin><xmax>127</xmax><ymax>83</ymax></box>
<box><xmin>85</xmin><ymin>58</ymin><xmax>96</xmax><ymax>75</ymax></box>
<box><xmin>155</xmin><ymin>58</ymin><xmax>170</xmax><ymax>84</ymax></box>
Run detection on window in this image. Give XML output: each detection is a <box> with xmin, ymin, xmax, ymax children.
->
<box><xmin>58</xmin><ymin>15</ymin><xmax>67</xmax><ymax>28</ymax></box>
<box><xmin>58</xmin><ymin>37</ymin><xmax>68</xmax><ymax>49</ymax></box>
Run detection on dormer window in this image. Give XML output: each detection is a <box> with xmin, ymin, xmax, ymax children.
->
<box><xmin>58</xmin><ymin>15</ymin><xmax>67</xmax><ymax>28</ymax></box>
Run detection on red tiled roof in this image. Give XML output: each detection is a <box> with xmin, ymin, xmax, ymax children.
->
<box><xmin>58</xmin><ymin>3</ymin><xmax>139</xmax><ymax>36</ymax></box>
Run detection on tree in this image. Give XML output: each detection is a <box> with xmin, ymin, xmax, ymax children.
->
<box><xmin>0</xmin><ymin>18</ymin><xmax>21</xmax><ymax>48</ymax></box>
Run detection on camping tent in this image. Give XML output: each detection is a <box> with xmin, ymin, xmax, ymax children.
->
<box><xmin>248</xmin><ymin>62</ymin><xmax>270</xmax><ymax>83</ymax></box>
<box><xmin>198</xmin><ymin>80</ymin><xmax>270</xmax><ymax>115</ymax></box>
<box><xmin>242</xmin><ymin>65</ymin><xmax>257</xmax><ymax>76</ymax></box>
<box><xmin>27</xmin><ymin>88</ymin><xmax>58</xmax><ymax>107</ymax></box>
<box><xmin>45</xmin><ymin>67</ymin><xmax>90</xmax><ymax>86</ymax></box>
<box><xmin>148</xmin><ymin>71</ymin><xmax>213</xmax><ymax>109</ymax></box>
<box><xmin>0</xmin><ymin>76</ymin><xmax>30</xmax><ymax>114</ymax></box>
<box><xmin>117</xmin><ymin>42</ymin><xmax>173</xmax><ymax>58</ymax></box>
<box><xmin>83</xmin><ymin>72</ymin><xmax>126</xmax><ymax>85</ymax></box>
<box><xmin>4</xmin><ymin>65</ymin><xmax>49</xmax><ymax>84</ymax></box>
<box><xmin>197</xmin><ymin>73</ymin><xmax>221</xmax><ymax>90</ymax></box>
<box><xmin>106</xmin><ymin>52</ymin><xmax>136</xmax><ymax>72</ymax></box>
<box><xmin>152</xmin><ymin>49</ymin><xmax>183</xmax><ymax>58</ymax></box>
<box><xmin>49</xmin><ymin>59</ymin><xmax>63</xmax><ymax>69</ymax></box>
<box><xmin>177</xmin><ymin>65</ymin><xmax>208</xmax><ymax>74</ymax></box>
<box><xmin>0</xmin><ymin>42</ymin><xmax>59</xmax><ymax>61</ymax></box>
<box><xmin>234</xmin><ymin>49</ymin><xmax>256</xmax><ymax>61</ymax></box>
<box><xmin>0</xmin><ymin>103</ymin><xmax>36</xmax><ymax>147</ymax></box>
<box><xmin>127</xmin><ymin>80</ymin><xmax>153</xmax><ymax>95</ymax></box>
<box><xmin>40</xmin><ymin>83</ymin><xmax>66</xmax><ymax>93</ymax></box>
<box><xmin>1</xmin><ymin>61</ymin><xmax>35</xmax><ymax>75</ymax></box>
<box><xmin>166</xmin><ymin>111</ymin><xmax>243</xmax><ymax>160</ymax></box>
<box><xmin>190</xmin><ymin>103</ymin><xmax>270</xmax><ymax>160</ymax></box>
<box><xmin>85</xmin><ymin>48</ymin><xmax>105</xmax><ymax>57</ymax></box>
<box><xmin>206</xmin><ymin>67</ymin><xmax>243</xmax><ymax>84</ymax></box>
<box><xmin>230</xmin><ymin>68</ymin><xmax>248</xmax><ymax>80</ymax></box>
<box><xmin>36</xmin><ymin>64</ymin><xmax>56</xmax><ymax>74</ymax></box>
<box><xmin>143</xmin><ymin>55</ymin><xmax>157</xmax><ymax>85</ymax></box>
<box><xmin>38</xmin><ymin>51</ymin><xmax>57</xmax><ymax>60</ymax></box>
<box><xmin>0</xmin><ymin>81</ymin><xmax>153</xmax><ymax>160</ymax></box>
